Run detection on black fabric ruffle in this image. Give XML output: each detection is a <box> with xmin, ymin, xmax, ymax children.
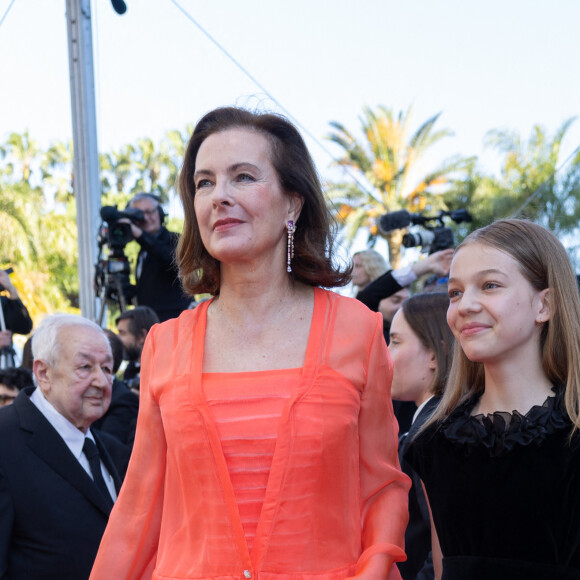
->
<box><xmin>440</xmin><ymin>387</ymin><xmax>569</xmax><ymax>457</ymax></box>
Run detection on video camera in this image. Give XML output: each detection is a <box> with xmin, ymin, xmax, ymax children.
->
<box><xmin>95</xmin><ymin>206</ymin><xmax>144</xmax><ymax>322</ymax></box>
<box><xmin>99</xmin><ymin>205</ymin><xmax>145</xmax><ymax>249</ymax></box>
<box><xmin>378</xmin><ymin>209</ymin><xmax>472</xmax><ymax>254</ymax></box>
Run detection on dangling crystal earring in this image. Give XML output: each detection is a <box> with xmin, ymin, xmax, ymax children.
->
<box><xmin>286</xmin><ymin>220</ymin><xmax>296</xmax><ymax>273</ymax></box>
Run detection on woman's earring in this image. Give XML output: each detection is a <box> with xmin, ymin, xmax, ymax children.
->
<box><xmin>286</xmin><ymin>220</ymin><xmax>296</xmax><ymax>273</ymax></box>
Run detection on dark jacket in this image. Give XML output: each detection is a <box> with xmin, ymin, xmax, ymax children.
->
<box><xmin>135</xmin><ymin>227</ymin><xmax>191</xmax><ymax>322</ymax></box>
<box><xmin>0</xmin><ymin>388</ymin><xmax>130</xmax><ymax>580</ymax></box>
<box><xmin>0</xmin><ymin>296</ymin><xmax>33</xmax><ymax>335</ymax></box>
<box><xmin>355</xmin><ymin>270</ymin><xmax>403</xmax><ymax>312</ymax></box>
<box><xmin>398</xmin><ymin>396</ymin><xmax>441</xmax><ymax>580</ymax></box>
<box><xmin>92</xmin><ymin>378</ymin><xmax>139</xmax><ymax>447</ymax></box>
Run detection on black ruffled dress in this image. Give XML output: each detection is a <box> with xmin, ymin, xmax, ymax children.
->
<box><xmin>405</xmin><ymin>388</ymin><xmax>580</xmax><ymax>580</ymax></box>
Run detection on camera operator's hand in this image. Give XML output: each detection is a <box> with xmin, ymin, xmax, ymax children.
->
<box><xmin>117</xmin><ymin>218</ymin><xmax>144</xmax><ymax>240</ymax></box>
<box><xmin>0</xmin><ymin>330</ymin><xmax>12</xmax><ymax>348</ymax></box>
<box><xmin>0</xmin><ymin>270</ymin><xmax>19</xmax><ymax>300</ymax></box>
<box><xmin>411</xmin><ymin>248</ymin><xmax>454</xmax><ymax>278</ymax></box>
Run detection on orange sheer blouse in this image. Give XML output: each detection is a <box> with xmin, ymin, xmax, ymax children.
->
<box><xmin>90</xmin><ymin>288</ymin><xmax>410</xmax><ymax>580</ymax></box>
<box><xmin>204</xmin><ymin>370</ymin><xmax>298</xmax><ymax>552</ymax></box>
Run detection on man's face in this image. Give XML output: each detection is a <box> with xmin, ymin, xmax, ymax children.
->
<box><xmin>378</xmin><ymin>287</ymin><xmax>411</xmax><ymax>324</ymax></box>
<box><xmin>116</xmin><ymin>319</ymin><xmax>145</xmax><ymax>362</ymax></box>
<box><xmin>33</xmin><ymin>326</ymin><xmax>113</xmax><ymax>433</ymax></box>
<box><xmin>131</xmin><ymin>197</ymin><xmax>162</xmax><ymax>235</ymax></box>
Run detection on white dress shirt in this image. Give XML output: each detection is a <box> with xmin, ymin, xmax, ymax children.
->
<box><xmin>30</xmin><ymin>388</ymin><xmax>117</xmax><ymax>500</ymax></box>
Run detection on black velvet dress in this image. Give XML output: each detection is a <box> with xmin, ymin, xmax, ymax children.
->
<box><xmin>406</xmin><ymin>388</ymin><xmax>580</xmax><ymax>580</ymax></box>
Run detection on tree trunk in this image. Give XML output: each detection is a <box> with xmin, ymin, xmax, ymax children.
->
<box><xmin>386</xmin><ymin>229</ymin><xmax>404</xmax><ymax>269</ymax></box>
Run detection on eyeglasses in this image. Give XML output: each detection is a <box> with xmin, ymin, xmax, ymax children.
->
<box><xmin>141</xmin><ymin>208</ymin><xmax>159</xmax><ymax>217</ymax></box>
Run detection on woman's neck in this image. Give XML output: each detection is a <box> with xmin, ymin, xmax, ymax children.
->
<box><xmin>213</xmin><ymin>265</ymin><xmax>310</xmax><ymax>323</ymax></box>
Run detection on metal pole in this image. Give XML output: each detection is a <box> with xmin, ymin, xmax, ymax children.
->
<box><xmin>65</xmin><ymin>0</ymin><xmax>101</xmax><ymax>322</ymax></box>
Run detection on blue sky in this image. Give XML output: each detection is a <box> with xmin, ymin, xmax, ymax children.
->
<box><xmin>1</xmin><ymin>0</ymin><xmax>579</xmax><ymax>188</ymax></box>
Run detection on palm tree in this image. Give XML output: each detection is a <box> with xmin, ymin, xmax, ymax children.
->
<box><xmin>445</xmin><ymin>118</ymin><xmax>580</xmax><ymax>237</ymax></box>
<box><xmin>327</xmin><ymin>105</ymin><xmax>469</xmax><ymax>267</ymax></box>
<box><xmin>0</xmin><ymin>130</ymin><xmax>41</xmax><ymax>184</ymax></box>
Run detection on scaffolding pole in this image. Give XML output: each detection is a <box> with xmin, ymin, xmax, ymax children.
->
<box><xmin>65</xmin><ymin>0</ymin><xmax>100</xmax><ymax>321</ymax></box>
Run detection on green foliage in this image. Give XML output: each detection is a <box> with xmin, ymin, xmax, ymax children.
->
<box><xmin>0</xmin><ymin>127</ymin><xmax>191</xmax><ymax>326</ymax></box>
<box><xmin>1</xmin><ymin>114</ymin><xmax>578</xmax><ymax>324</ymax></box>
<box><xmin>444</xmin><ymin>119</ymin><xmax>580</xmax><ymax>251</ymax></box>
<box><xmin>326</xmin><ymin>105</ymin><xmax>470</xmax><ymax>267</ymax></box>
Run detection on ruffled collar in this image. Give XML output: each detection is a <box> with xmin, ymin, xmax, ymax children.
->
<box><xmin>440</xmin><ymin>386</ymin><xmax>569</xmax><ymax>457</ymax></box>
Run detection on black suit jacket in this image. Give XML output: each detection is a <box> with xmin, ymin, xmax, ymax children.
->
<box><xmin>92</xmin><ymin>378</ymin><xmax>139</xmax><ymax>446</ymax></box>
<box><xmin>0</xmin><ymin>388</ymin><xmax>130</xmax><ymax>580</ymax></box>
<box><xmin>397</xmin><ymin>397</ymin><xmax>441</xmax><ymax>580</ymax></box>
<box><xmin>135</xmin><ymin>227</ymin><xmax>191</xmax><ymax>322</ymax></box>
<box><xmin>0</xmin><ymin>296</ymin><xmax>33</xmax><ymax>335</ymax></box>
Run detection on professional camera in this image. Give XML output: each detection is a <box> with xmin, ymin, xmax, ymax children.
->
<box><xmin>99</xmin><ymin>205</ymin><xmax>145</xmax><ymax>249</ymax></box>
<box><xmin>378</xmin><ymin>208</ymin><xmax>472</xmax><ymax>254</ymax></box>
<box><xmin>95</xmin><ymin>205</ymin><xmax>144</xmax><ymax>323</ymax></box>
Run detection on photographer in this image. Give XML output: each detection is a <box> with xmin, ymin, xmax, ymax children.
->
<box><xmin>121</xmin><ymin>193</ymin><xmax>191</xmax><ymax>322</ymax></box>
<box><xmin>0</xmin><ymin>269</ymin><xmax>33</xmax><ymax>367</ymax></box>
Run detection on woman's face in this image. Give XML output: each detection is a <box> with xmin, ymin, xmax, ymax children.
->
<box><xmin>352</xmin><ymin>255</ymin><xmax>370</xmax><ymax>287</ymax></box>
<box><xmin>388</xmin><ymin>309</ymin><xmax>435</xmax><ymax>406</ymax></box>
<box><xmin>193</xmin><ymin>128</ymin><xmax>301</xmax><ymax>269</ymax></box>
<box><xmin>447</xmin><ymin>242</ymin><xmax>550</xmax><ymax>366</ymax></box>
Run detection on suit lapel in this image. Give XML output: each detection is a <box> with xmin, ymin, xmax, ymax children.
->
<box><xmin>15</xmin><ymin>390</ymin><xmax>114</xmax><ymax>516</ymax></box>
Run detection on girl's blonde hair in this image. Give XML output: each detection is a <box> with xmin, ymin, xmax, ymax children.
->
<box><xmin>427</xmin><ymin>218</ymin><xmax>580</xmax><ymax>434</ymax></box>
<box><xmin>352</xmin><ymin>249</ymin><xmax>388</xmax><ymax>286</ymax></box>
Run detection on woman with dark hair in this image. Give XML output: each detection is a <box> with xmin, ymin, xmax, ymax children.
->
<box><xmin>389</xmin><ymin>293</ymin><xmax>453</xmax><ymax>580</ymax></box>
<box><xmin>407</xmin><ymin>219</ymin><xmax>580</xmax><ymax>579</ymax></box>
<box><xmin>91</xmin><ymin>107</ymin><xmax>410</xmax><ymax>580</ymax></box>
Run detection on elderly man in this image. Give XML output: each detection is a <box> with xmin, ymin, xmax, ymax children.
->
<box><xmin>0</xmin><ymin>314</ymin><xmax>130</xmax><ymax>580</ymax></box>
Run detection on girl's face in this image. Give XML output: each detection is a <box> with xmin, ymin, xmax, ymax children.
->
<box><xmin>351</xmin><ymin>255</ymin><xmax>370</xmax><ymax>287</ymax></box>
<box><xmin>388</xmin><ymin>309</ymin><xmax>435</xmax><ymax>406</ymax></box>
<box><xmin>447</xmin><ymin>242</ymin><xmax>550</xmax><ymax>366</ymax></box>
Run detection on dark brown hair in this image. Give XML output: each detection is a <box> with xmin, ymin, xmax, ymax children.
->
<box><xmin>401</xmin><ymin>292</ymin><xmax>454</xmax><ymax>398</ymax></box>
<box><xmin>177</xmin><ymin>107</ymin><xmax>351</xmax><ymax>295</ymax></box>
<box><xmin>115</xmin><ymin>306</ymin><xmax>160</xmax><ymax>340</ymax></box>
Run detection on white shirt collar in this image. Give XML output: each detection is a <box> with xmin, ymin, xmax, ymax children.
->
<box><xmin>412</xmin><ymin>395</ymin><xmax>435</xmax><ymax>425</ymax></box>
<box><xmin>30</xmin><ymin>387</ymin><xmax>95</xmax><ymax>461</ymax></box>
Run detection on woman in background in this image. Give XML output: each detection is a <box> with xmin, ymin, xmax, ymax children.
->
<box><xmin>389</xmin><ymin>292</ymin><xmax>453</xmax><ymax>580</ymax></box>
<box><xmin>351</xmin><ymin>249</ymin><xmax>388</xmax><ymax>291</ymax></box>
<box><xmin>91</xmin><ymin>107</ymin><xmax>410</xmax><ymax>580</ymax></box>
<box><xmin>407</xmin><ymin>219</ymin><xmax>580</xmax><ymax>580</ymax></box>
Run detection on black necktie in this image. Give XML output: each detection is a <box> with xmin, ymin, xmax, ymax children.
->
<box><xmin>82</xmin><ymin>438</ymin><xmax>114</xmax><ymax>506</ymax></box>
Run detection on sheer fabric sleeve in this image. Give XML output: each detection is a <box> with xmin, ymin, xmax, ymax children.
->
<box><xmin>90</xmin><ymin>327</ymin><xmax>166</xmax><ymax>580</ymax></box>
<box><xmin>355</xmin><ymin>314</ymin><xmax>410</xmax><ymax>577</ymax></box>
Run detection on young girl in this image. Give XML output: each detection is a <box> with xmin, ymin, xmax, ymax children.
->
<box><xmin>406</xmin><ymin>219</ymin><xmax>580</xmax><ymax>580</ymax></box>
<box><xmin>389</xmin><ymin>292</ymin><xmax>454</xmax><ymax>580</ymax></box>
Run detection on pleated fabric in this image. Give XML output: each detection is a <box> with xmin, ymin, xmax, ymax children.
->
<box><xmin>90</xmin><ymin>288</ymin><xmax>410</xmax><ymax>580</ymax></box>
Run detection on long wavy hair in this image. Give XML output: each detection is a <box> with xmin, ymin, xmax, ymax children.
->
<box><xmin>426</xmin><ymin>219</ymin><xmax>580</xmax><ymax>435</ymax></box>
<box><xmin>177</xmin><ymin>107</ymin><xmax>351</xmax><ymax>295</ymax></box>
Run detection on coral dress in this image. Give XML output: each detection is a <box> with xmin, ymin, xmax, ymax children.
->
<box><xmin>90</xmin><ymin>288</ymin><xmax>410</xmax><ymax>580</ymax></box>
